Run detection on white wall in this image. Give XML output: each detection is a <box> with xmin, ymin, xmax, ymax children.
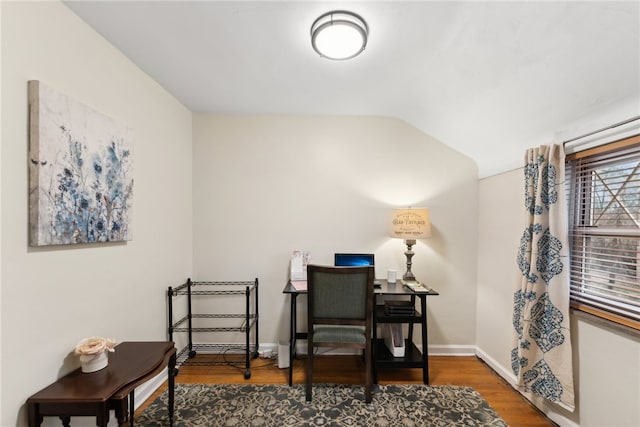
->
<box><xmin>477</xmin><ymin>95</ymin><xmax>640</xmax><ymax>426</ymax></box>
<box><xmin>476</xmin><ymin>170</ymin><xmax>523</xmax><ymax>368</ymax></box>
<box><xmin>1</xmin><ymin>2</ymin><xmax>193</xmax><ymax>426</ymax></box>
<box><xmin>192</xmin><ymin>114</ymin><xmax>479</xmax><ymax>353</ymax></box>
<box><xmin>0</xmin><ymin>1</ymin><xmax>4</xmax><ymax>423</ymax></box>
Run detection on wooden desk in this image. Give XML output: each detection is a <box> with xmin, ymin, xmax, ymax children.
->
<box><xmin>27</xmin><ymin>341</ymin><xmax>176</xmax><ymax>427</ymax></box>
<box><xmin>283</xmin><ymin>280</ymin><xmax>438</xmax><ymax>386</ymax></box>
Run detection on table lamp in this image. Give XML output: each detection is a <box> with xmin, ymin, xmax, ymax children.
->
<box><xmin>390</xmin><ymin>208</ymin><xmax>431</xmax><ymax>281</ymax></box>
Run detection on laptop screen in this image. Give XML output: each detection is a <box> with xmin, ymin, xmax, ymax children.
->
<box><xmin>334</xmin><ymin>253</ymin><xmax>375</xmax><ymax>267</ymax></box>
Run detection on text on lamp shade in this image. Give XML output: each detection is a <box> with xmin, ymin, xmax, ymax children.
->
<box><xmin>390</xmin><ymin>208</ymin><xmax>431</xmax><ymax>239</ymax></box>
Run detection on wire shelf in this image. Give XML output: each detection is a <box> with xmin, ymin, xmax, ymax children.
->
<box><xmin>168</xmin><ymin>278</ymin><xmax>259</xmax><ymax>379</ymax></box>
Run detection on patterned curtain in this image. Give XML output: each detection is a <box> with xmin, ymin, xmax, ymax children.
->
<box><xmin>513</xmin><ymin>144</ymin><xmax>575</xmax><ymax>411</ymax></box>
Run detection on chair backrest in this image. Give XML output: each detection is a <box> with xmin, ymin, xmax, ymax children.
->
<box><xmin>307</xmin><ymin>264</ymin><xmax>374</xmax><ymax>326</ymax></box>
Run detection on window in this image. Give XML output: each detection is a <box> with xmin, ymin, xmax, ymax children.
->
<box><xmin>566</xmin><ymin>135</ymin><xmax>640</xmax><ymax>330</ymax></box>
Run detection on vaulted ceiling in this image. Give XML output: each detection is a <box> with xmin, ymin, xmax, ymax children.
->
<box><xmin>65</xmin><ymin>1</ymin><xmax>640</xmax><ymax>177</ymax></box>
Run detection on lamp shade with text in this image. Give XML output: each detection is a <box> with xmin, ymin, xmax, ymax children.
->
<box><xmin>390</xmin><ymin>208</ymin><xmax>431</xmax><ymax>241</ymax></box>
<box><xmin>390</xmin><ymin>208</ymin><xmax>431</xmax><ymax>282</ymax></box>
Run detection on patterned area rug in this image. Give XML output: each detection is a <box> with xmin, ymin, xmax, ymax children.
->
<box><xmin>136</xmin><ymin>383</ymin><xmax>507</xmax><ymax>426</ymax></box>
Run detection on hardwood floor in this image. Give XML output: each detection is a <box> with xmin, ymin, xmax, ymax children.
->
<box><xmin>136</xmin><ymin>354</ymin><xmax>556</xmax><ymax>426</ymax></box>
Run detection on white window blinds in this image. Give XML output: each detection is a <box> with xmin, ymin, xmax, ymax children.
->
<box><xmin>566</xmin><ymin>135</ymin><xmax>640</xmax><ymax>328</ymax></box>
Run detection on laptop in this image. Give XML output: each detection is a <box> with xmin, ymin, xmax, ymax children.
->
<box><xmin>334</xmin><ymin>253</ymin><xmax>381</xmax><ymax>286</ymax></box>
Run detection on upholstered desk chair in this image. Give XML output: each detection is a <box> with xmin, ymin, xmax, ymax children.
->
<box><xmin>306</xmin><ymin>264</ymin><xmax>375</xmax><ymax>403</ymax></box>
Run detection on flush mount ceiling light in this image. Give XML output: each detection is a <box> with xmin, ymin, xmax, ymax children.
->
<box><xmin>310</xmin><ymin>10</ymin><xmax>368</xmax><ymax>60</ymax></box>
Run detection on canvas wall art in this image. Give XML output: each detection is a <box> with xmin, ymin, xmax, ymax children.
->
<box><xmin>28</xmin><ymin>80</ymin><xmax>133</xmax><ymax>246</ymax></box>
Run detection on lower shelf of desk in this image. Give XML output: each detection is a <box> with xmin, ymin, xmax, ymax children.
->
<box><xmin>373</xmin><ymin>338</ymin><xmax>424</xmax><ymax>368</ymax></box>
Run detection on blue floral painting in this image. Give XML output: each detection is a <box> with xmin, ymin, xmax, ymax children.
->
<box><xmin>28</xmin><ymin>81</ymin><xmax>133</xmax><ymax>246</ymax></box>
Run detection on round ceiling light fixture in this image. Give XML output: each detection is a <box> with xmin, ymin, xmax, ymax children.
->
<box><xmin>310</xmin><ymin>10</ymin><xmax>368</xmax><ymax>60</ymax></box>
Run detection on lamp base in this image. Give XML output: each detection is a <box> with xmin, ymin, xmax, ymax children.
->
<box><xmin>403</xmin><ymin>272</ymin><xmax>417</xmax><ymax>282</ymax></box>
<box><xmin>403</xmin><ymin>239</ymin><xmax>417</xmax><ymax>282</ymax></box>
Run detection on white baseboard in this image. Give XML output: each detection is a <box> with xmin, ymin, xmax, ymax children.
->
<box><xmin>474</xmin><ymin>347</ymin><xmax>516</xmax><ymax>383</ymax></box>
<box><xmin>133</xmin><ymin>368</ymin><xmax>169</xmax><ymax>411</ymax></box>
<box><xmin>428</xmin><ymin>344</ymin><xmax>476</xmax><ymax>356</ymax></box>
<box><xmin>286</xmin><ymin>341</ymin><xmax>477</xmax><ymax>357</ymax></box>
<box><xmin>201</xmin><ymin>342</ymin><xmax>478</xmax><ymax>357</ymax></box>
<box><xmin>475</xmin><ymin>347</ymin><xmax>579</xmax><ymax>427</ymax></box>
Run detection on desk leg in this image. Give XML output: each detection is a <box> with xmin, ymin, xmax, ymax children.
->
<box><xmin>420</xmin><ymin>295</ymin><xmax>429</xmax><ymax>385</ymax></box>
<box><xmin>27</xmin><ymin>403</ymin><xmax>42</xmax><ymax>427</ymax></box>
<box><xmin>288</xmin><ymin>294</ymin><xmax>297</xmax><ymax>386</ymax></box>
<box><xmin>408</xmin><ymin>294</ymin><xmax>416</xmax><ymax>349</ymax></box>
<box><xmin>129</xmin><ymin>390</ymin><xmax>135</xmax><ymax>427</ymax></box>
<box><xmin>372</xmin><ymin>295</ymin><xmax>378</xmax><ymax>384</ymax></box>
<box><xmin>96</xmin><ymin>407</ymin><xmax>109</xmax><ymax>427</ymax></box>
<box><xmin>169</xmin><ymin>351</ymin><xmax>176</xmax><ymax>426</ymax></box>
<box><xmin>114</xmin><ymin>398</ymin><xmax>127</xmax><ymax>426</ymax></box>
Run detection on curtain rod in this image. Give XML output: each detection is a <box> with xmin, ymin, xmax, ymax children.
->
<box><xmin>563</xmin><ymin>115</ymin><xmax>640</xmax><ymax>144</ymax></box>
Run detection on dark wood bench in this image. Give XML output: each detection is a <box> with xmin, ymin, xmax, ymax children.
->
<box><xmin>26</xmin><ymin>341</ymin><xmax>176</xmax><ymax>426</ymax></box>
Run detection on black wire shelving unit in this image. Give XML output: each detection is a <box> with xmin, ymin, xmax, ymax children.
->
<box><xmin>167</xmin><ymin>278</ymin><xmax>259</xmax><ymax>379</ymax></box>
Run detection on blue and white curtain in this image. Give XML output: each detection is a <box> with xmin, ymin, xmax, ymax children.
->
<box><xmin>513</xmin><ymin>144</ymin><xmax>575</xmax><ymax>411</ymax></box>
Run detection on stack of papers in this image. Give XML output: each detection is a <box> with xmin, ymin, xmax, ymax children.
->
<box><xmin>402</xmin><ymin>280</ymin><xmax>431</xmax><ymax>292</ymax></box>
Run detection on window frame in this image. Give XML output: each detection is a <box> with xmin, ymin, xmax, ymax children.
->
<box><xmin>566</xmin><ymin>134</ymin><xmax>640</xmax><ymax>331</ymax></box>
